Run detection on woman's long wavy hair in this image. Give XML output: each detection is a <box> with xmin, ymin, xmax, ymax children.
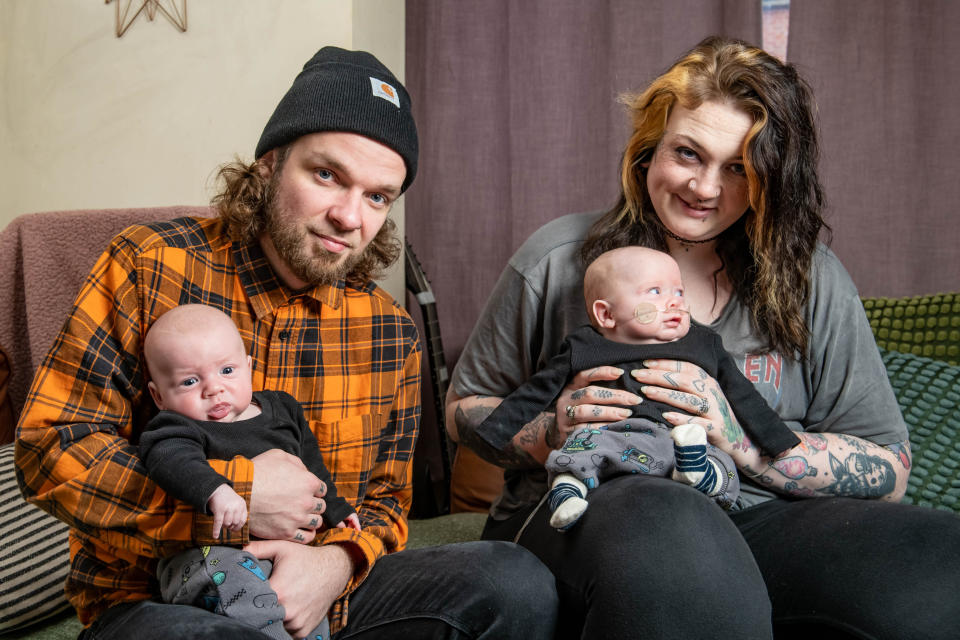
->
<box><xmin>581</xmin><ymin>36</ymin><xmax>828</xmax><ymax>358</ymax></box>
<box><xmin>211</xmin><ymin>146</ymin><xmax>401</xmax><ymax>289</ymax></box>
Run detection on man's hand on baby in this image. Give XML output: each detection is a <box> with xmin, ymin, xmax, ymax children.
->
<box><xmin>242</xmin><ymin>541</ymin><xmax>353</xmax><ymax>638</ymax></box>
<box><xmin>208</xmin><ymin>484</ymin><xmax>248</xmax><ymax>539</ymax></box>
<box><xmin>250</xmin><ymin>449</ymin><xmax>327</xmax><ymax>543</ymax></box>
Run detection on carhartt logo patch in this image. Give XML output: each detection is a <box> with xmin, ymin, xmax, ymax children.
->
<box><xmin>370</xmin><ymin>77</ymin><xmax>400</xmax><ymax>107</ymax></box>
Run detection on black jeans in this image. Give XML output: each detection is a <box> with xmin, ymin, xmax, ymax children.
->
<box><xmin>78</xmin><ymin>540</ymin><xmax>558</xmax><ymax>640</ymax></box>
<box><xmin>484</xmin><ymin>474</ymin><xmax>960</xmax><ymax>640</ymax></box>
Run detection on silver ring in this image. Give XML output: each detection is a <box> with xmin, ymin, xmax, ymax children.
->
<box><xmin>565</xmin><ymin>405</ymin><xmax>576</xmax><ymax>419</ymax></box>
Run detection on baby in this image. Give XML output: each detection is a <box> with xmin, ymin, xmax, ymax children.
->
<box><xmin>478</xmin><ymin>246</ymin><xmax>800</xmax><ymax>529</ymax></box>
<box><xmin>140</xmin><ymin>304</ymin><xmax>358</xmax><ymax>640</ymax></box>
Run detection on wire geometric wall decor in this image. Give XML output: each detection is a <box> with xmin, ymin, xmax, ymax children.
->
<box><xmin>106</xmin><ymin>0</ymin><xmax>187</xmax><ymax>38</ymax></box>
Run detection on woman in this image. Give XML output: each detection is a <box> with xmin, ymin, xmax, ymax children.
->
<box><xmin>447</xmin><ymin>36</ymin><xmax>960</xmax><ymax>639</ymax></box>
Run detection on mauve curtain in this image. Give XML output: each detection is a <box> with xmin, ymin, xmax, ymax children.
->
<box><xmin>788</xmin><ymin>1</ymin><xmax>960</xmax><ymax>298</ymax></box>
<box><xmin>405</xmin><ymin>0</ymin><xmax>762</xmax><ymax>366</ymax></box>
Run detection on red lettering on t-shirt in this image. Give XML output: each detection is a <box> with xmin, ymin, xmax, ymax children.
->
<box><xmin>741</xmin><ymin>353</ymin><xmax>782</xmax><ymax>392</ymax></box>
<box><xmin>764</xmin><ymin>353</ymin><xmax>782</xmax><ymax>389</ymax></box>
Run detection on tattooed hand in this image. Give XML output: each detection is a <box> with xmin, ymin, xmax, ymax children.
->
<box><xmin>633</xmin><ymin>359</ymin><xmax>752</xmax><ymax>452</ymax></box>
<box><xmin>553</xmin><ymin>365</ymin><xmax>638</xmax><ymax>443</ymax></box>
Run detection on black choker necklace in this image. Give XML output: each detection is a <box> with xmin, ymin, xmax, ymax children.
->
<box><xmin>661</xmin><ymin>226</ymin><xmax>719</xmax><ymax>245</ymax></box>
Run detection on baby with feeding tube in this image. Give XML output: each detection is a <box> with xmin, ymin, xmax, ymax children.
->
<box><xmin>478</xmin><ymin>246</ymin><xmax>800</xmax><ymax>529</ymax></box>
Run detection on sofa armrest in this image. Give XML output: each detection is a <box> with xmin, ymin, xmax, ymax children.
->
<box><xmin>881</xmin><ymin>348</ymin><xmax>960</xmax><ymax>512</ymax></box>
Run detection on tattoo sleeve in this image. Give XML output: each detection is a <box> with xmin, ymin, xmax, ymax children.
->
<box><xmin>754</xmin><ymin>432</ymin><xmax>905</xmax><ymax>500</ymax></box>
<box><xmin>454</xmin><ymin>402</ymin><xmax>541</xmax><ymax>469</ymax></box>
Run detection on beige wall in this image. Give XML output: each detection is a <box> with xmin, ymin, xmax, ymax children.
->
<box><xmin>0</xmin><ymin>0</ymin><xmax>407</xmax><ymax>298</ymax></box>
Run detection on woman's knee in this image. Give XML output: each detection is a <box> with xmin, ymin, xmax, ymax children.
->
<box><xmin>521</xmin><ymin>476</ymin><xmax>770</xmax><ymax>613</ymax></box>
<box><xmin>515</xmin><ymin>477</ymin><xmax>772</xmax><ymax>638</ymax></box>
<box><xmin>838</xmin><ymin>503</ymin><xmax>960</xmax><ymax>638</ymax></box>
<box><xmin>739</xmin><ymin>499</ymin><xmax>960</xmax><ymax>639</ymax></box>
<box><xmin>579</xmin><ymin>475</ymin><xmax>743</xmax><ymax>543</ymax></box>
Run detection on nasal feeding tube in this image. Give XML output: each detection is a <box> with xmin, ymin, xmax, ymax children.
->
<box><xmin>632</xmin><ymin>302</ymin><xmax>690</xmax><ymax>324</ymax></box>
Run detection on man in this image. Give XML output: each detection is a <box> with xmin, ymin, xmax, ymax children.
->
<box><xmin>16</xmin><ymin>47</ymin><xmax>557</xmax><ymax>639</ymax></box>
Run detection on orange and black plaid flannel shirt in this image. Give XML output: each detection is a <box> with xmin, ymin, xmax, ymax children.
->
<box><xmin>15</xmin><ymin>216</ymin><xmax>421</xmax><ymax>630</ymax></box>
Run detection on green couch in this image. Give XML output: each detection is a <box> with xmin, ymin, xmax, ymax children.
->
<box><xmin>4</xmin><ymin>293</ymin><xmax>958</xmax><ymax>639</ymax></box>
<box><xmin>865</xmin><ymin>292</ymin><xmax>960</xmax><ymax>511</ymax></box>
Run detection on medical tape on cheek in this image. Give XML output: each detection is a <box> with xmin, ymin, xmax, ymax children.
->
<box><xmin>633</xmin><ymin>302</ymin><xmax>659</xmax><ymax>324</ymax></box>
<box><xmin>632</xmin><ymin>303</ymin><xmax>691</xmax><ymax>324</ymax></box>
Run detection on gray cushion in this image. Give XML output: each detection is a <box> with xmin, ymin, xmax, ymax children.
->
<box><xmin>0</xmin><ymin>443</ymin><xmax>71</xmax><ymax>632</ymax></box>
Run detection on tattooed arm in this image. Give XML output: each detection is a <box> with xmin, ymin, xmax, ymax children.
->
<box><xmin>679</xmin><ymin>413</ymin><xmax>912</xmax><ymax>501</ymax></box>
<box><xmin>638</xmin><ymin>359</ymin><xmax>911</xmax><ymax>502</ymax></box>
<box><xmin>734</xmin><ymin>432</ymin><xmax>911</xmax><ymax>501</ymax></box>
<box><xmin>445</xmin><ymin>365</ymin><xmax>634</xmax><ymax>469</ymax></box>
<box><xmin>445</xmin><ymin>391</ymin><xmax>558</xmax><ymax>469</ymax></box>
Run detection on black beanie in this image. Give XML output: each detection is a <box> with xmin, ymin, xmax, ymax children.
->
<box><xmin>255</xmin><ymin>47</ymin><xmax>418</xmax><ymax>193</ymax></box>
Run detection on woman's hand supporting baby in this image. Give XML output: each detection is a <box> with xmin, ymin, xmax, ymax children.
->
<box><xmin>554</xmin><ymin>366</ymin><xmax>639</xmax><ymax>438</ymax></box>
<box><xmin>631</xmin><ymin>358</ymin><xmax>767</xmax><ymax>469</ymax></box>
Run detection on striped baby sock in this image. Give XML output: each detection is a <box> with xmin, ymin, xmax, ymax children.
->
<box><xmin>547</xmin><ymin>474</ymin><xmax>589</xmax><ymax>530</ymax></box>
<box><xmin>671</xmin><ymin>424</ymin><xmax>722</xmax><ymax>496</ymax></box>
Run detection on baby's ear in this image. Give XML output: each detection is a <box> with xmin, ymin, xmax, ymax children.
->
<box><xmin>591</xmin><ymin>299</ymin><xmax>617</xmax><ymax>329</ymax></box>
<box><xmin>147</xmin><ymin>381</ymin><xmax>163</xmax><ymax>410</ymax></box>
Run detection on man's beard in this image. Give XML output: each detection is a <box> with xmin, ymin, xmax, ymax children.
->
<box><xmin>263</xmin><ymin>196</ymin><xmax>365</xmax><ymax>289</ymax></box>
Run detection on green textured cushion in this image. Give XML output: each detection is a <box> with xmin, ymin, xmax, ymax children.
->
<box><xmin>1</xmin><ymin>610</ymin><xmax>81</xmax><ymax>639</ymax></box>
<box><xmin>406</xmin><ymin>511</ymin><xmax>486</xmax><ymax>549</ymax></box>
<box><xmin>880</xmin><ymin>348</ymin><xmax>960</xmax><ymax>512</ymax></box>
<box><xmin>863</xmin><ymin>293</ymin><xmax>960</xmax><ymax>365</ymax></box>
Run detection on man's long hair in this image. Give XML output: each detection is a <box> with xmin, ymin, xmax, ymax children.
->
<box><xmin>211</xmin><ymin>147</ymin><xmax>401</xmax><ymax>289</ymax></box>
<box><xmin>581</xmin><ymin>36</ymin><xmax>828</xmax><ymax>358</ymax></box>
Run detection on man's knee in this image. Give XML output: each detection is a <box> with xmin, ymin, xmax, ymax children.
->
<box><xmin>348</xmin><ymin>540</ymin><xmax>558</xmax><ymax>637</ymax></box>
<box><xmin>447</xmin><ymin>541</ymin><xmax>558</xmax><ymax>638</ymax></box>
<box><xmin>84</xmin><ymin>601</ymin><xmax>269</xmax><ymax>640</ymax></box>
<box><xmin>456</xmin><ymin>541</ymin><xmax>557</xmax><ymax>606</ymax></box>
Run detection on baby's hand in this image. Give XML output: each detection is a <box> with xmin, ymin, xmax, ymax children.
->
<box><xmin>335</xmin><ymin>512</ymin><xmax>362</xmax><ymax>532</ymax></box>
<box><xmin>207</xmin><ymin>484</ymin><xmax>248</xmax><ymax>539</ymax></box>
